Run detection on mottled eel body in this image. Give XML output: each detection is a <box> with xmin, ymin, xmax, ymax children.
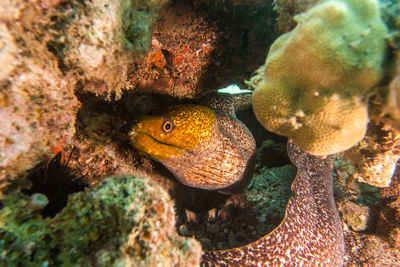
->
<box><xmin>201</xmin><ymin>141</ymin><xmax>344</xmax><ymax>266</ymax></box>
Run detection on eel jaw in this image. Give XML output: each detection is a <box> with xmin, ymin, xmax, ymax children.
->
<box><xmin>129</xmin><ymin>129</ymin><xmax>186</xmax><ymax>161</ymax></box>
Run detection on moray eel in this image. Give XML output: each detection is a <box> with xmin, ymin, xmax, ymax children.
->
<box><xmin>201</xmin><ymin>141</ymin><xmax>344</xmax><ymax>266</ymax></box>
<box><xmin>129</xmin><ymin>99</ymin><xmax>256</xmax><ymax>193</ymax></box>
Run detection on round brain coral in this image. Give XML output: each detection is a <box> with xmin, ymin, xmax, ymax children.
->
<box><xmin>252</xmin><ymin>0</ymin><xmax>388</xmax><ymax>155</ymax></box>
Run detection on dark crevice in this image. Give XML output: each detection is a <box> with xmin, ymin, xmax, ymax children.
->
<box><xmin>22</xmin><ymin>150</ymin><xmax>87</xmax><ymax>217</ymax></box>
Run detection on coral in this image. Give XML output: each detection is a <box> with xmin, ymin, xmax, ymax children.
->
<box><xmin>388</xmin><ymin>227</ymin><xmax>400</xmax><ymax>249</ymax></box>
<box><xmin>1</xmin><ymin>0</ymin><xmax>399</xmax><ymax>265</ymax></box>
<box><xmin>0</xmin><ymin>0</ymin><xmax>170</xmax><ymax>187</ymax></box>
<box><xmin>251</xmin><ymin>0</ymin><xmax>388</xmax><ymax>155</ymax></box>
<box><xmin>246</xmin><ymin>164</ymin><xmax>296</xmax><ymax>232</ymax></box>
<box><xmin>333</xmin><ymin>126</ymin><xmax>400</xmax><ymax>264</ymax></box>
<box><xmin>342</xmin><ymin>126</ymin><xmax>400</xmax><ymax>188</ymax></box>
<box><xmin>0</xmin><ymin>2</ymin><xmax>80</xmax><ymax>189</ymax></box>
<box><xmin>127</xmin><ymin>4</ymin><xmax>223</xmax><ymax>98</ymax></box>
<box><xmin>378</xmin><ymin>52</ymin><xmax>400</xmax><ymax>130</ymax></box>
<box><xmin>126</xmin><ymin>1</ymin><xmax>278</xmax><ymax>98</ymax></box>
<box><xmin>337</xmin><ymin>199</ymin><xmax>372</xmax><ymax>232</ymax></box>
<box><xmin>364</xmin><ymin>0</ymin><xmax>400</xmax><ymax>130</ymax></box>
<box><xmin>378</xmin><ymin>170</ymin><xmax>400</xmax><ymax>249</ymax></box>
<box><xmin>384</xmin><ymin>57</ymin><xmax>400</xmax><ymax>128</ymax></box>
<box><xmin>0</xmin><ymin>23</ymin><xmax>17</xmax><ymax>81</ymax></box>
<box><xmin>273</xmin><ymin>0</ymin><xmax>318</xmax><ymax>33</ymax></box>
<box><xmin>343</xmin><ymin>230</ymin><xmax>400</xmax><ymax>266</ymax></box>
<box><xmin>64</xmin><ymin>0</ymin><xmax>170</xmax><ymax>99</ymax></box>
<box><xmin>380</xmin><ymin>0</ymin><xmax>400</xmax><ymax>50</ymax></box>
<box><xmin>0</xmin><ymin>176</ymin><xmax>202</xmax><ymax>266</ymax></box>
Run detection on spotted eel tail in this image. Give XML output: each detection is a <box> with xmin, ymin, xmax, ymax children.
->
<box><xmin>201</xmin><ymin>140</ymin><xmax>344</xmax><ymax>266</ymax></box>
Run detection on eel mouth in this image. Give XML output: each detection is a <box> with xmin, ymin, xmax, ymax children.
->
<box><xmin>129</xmin><ymin>130</ymin><xmax>187</xmax><ymax>160</ymax></box>
<box><xmin>138</xmin><ymin>131</ymin><xmax>184</xmax><ymax>149</ymax></box>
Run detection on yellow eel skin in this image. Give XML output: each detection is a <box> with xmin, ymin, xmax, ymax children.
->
<box><xmin>201</xmin><ymin>140</ymin><xmax>344</xmax><ymax>266</ymax></box>
<box><xmin>130</xmin><ymin>104</ymin><xmax>256</xmax><ymax>193</ymax></box>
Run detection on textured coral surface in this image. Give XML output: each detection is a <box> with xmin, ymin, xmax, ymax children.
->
<box><xmin>0</xmin><ymin>2</ymin><xmax>80</xmax><ymax>191</ymax></box>
<box><xmin>0</xmin><ymin>176</ymin><xmax>202</xmax><ymax>266</ymax></box>
<box><xmin>252</xmin><ymin>0</ymin><xmax>388</xmax><ymax>155</ymax></box>
<box><xmin>342</xmin><ymin>125</ymin><xmax>400</xmax><ymax>188</ymax></box>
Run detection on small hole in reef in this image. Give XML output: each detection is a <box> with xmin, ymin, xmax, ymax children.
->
<box><xmin>22</xmin><ymin>149</ymin><xmax>87</xmax><ymax>217</ymax></box>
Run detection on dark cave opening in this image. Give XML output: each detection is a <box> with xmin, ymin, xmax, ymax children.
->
<box><xmin>22</xmin><ymin>151</ymin><xmax>87</xmax><ymax>218</ymax></box>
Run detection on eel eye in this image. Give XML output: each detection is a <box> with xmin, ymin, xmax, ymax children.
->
<box><xmin>161</xmin><ymin>120</ymin><xmax>174</xmax><ymax>133</ymax></box>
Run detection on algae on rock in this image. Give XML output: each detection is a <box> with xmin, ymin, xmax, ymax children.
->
<box><xmin>247</xmin><ymin>164</ymin><xmax>296</xmax><ymax>233</ymax></box>
<box><xmin>0</xmin><ymin>176</ymin><xmax>202</xmax><ymax>266</ymax></box>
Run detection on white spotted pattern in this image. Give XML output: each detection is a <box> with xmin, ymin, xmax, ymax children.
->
<box><xmin>201</xmin><ymin>141</ymin><xmax>344</xmax><ymax>266</ymax></box>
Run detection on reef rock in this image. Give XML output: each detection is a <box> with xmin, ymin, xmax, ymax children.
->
<box><xmin>0</xmin><ymin>176</ymin><xmax>202</xmax><ymax>266</ymax></box>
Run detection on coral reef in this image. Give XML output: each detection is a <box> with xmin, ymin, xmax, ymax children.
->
<box><xmin>273</xmin><ymin>0</ymin><xmax>318</xmax><ymax>33</ymax></box>
<box><xmin>251</xmin><ymin>0</ymin><xmax>388</xmax><ymax>155</ymax></box>
<box><xmin>0</xmin><ymin>176</ymin><xmax>202</xmax><ymax>266</ymax></box>
<box><xmin>383</xmin><ymin>56</ymin><xmax>400</xmax><ymax>130</ymax></box>
<box><xmin>246</xmin><ymin>164</ymin><xmax>296</xmax><ymax>233</ymax></box>
<box><xmin>128</xmin><ymin>0</ymin><xmax>277</xmax><ymax>98</ymax></box>
<box><xmin>370</xmin><ymin>0</ymin><xmax>400</xmax><ymax>130</ymax></box>
<box><xmin>337</xmin><ymin>199</ymin><xmax>373</xmax><ymax>232</ymax></box>
<box><xmin>128</xmin><ymin>3</ymin><xmax>222</xmax><ymax>97</ymax></box>
<box><xmin>340</xmin><ymin>125</ymin><xmax>400</xmax><ymax>188</ymax></box>
<box><xmin>378</xmin><ymin>169</ymin><xmax>400</xmax><ymax>249</ymax></box>
<box><xmin>1</xmin><ymin>0</ymin><xmax>400</xmax><ymax>265</ymax></box>
<box><xmin>0</xmin><ymin>2</ymin><xmax>80</xmax><ymax>190</ymax></box>
<box><xmin>333</xmin><ymin>133</ymin><xmax>400</xmax><ymax>265</ymax></box>
<box><xmin>65</xmin><ymin>0</ymin><xmax>170</xmax><ymax>99</ymax></box>
<box><xmin>0</xmin><ymin>0</ymin><xmax>277</xmax><ymax>189</ymax></box>
<box><xmin>342</xmin><ymin>172</ymin><xmax>400</xmax><ymax>265</ymax></box>
<box><xmin>343</xmin><ymin>230</ymin><xmax>400</xmax><ymax>266</ymax></box>
<box><xmin>0</xmin><ymin>0</ymin><xmax>170</xmax><ymax>189</ymax></box>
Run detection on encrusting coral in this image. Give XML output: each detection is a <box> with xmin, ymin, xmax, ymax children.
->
<box><xmin>370</xmin><ymin>0</ymin><xmax>400</xmax><ymax>131</ymax></box>
<box><xmin>251</xmin><ymin>0</ymin><xmax>388</xmax><ymax>156</ymax></box>
<box><xmin>64</xmin><ymin>0</ymin><xmax>170</xmax><ymax>99</ymax></box>
<box><xmin>341</xmin><ymin>126</ymin><xmax>400</xmax><ymax>188</ymax></box>
<box><xmin>384</xmin><ymin>58</ymin><xmax>400</xmax><ymax>129</ymax></box>
<box><xmin>0</xmin><ymin>2</ymin><xmax>79</xmax><ymax>191</ymax></box>
<box><xmin>337</xmin><ymin>199</ymin><xmax>372</xmax><ymax>232</ymax></box>
<box><xmin>0</xmin><ymin>176</ymin><xmax>202</xmax><ymax>266</ymax></box>
<box><xmin>272</xmin><ymin>0</ymin><xmax>319</xmax><ymax>33</ymax></box>
<box><xmin>0</xmin><ymin>0</ymin><xmax>169</xmax><ymax>189</ymax></box>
